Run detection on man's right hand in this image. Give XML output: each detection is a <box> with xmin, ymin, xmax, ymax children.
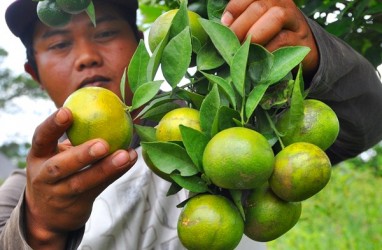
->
<box><xmin>24</xmin><ymin>107</ymin><xmax>137</xmax><ymax>249</ymax></box>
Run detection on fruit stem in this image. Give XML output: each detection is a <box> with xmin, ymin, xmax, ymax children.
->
<box><xmin>265</xmin><ymin>111</ymin><xmax>285</xmax><ymax>149</ymax></box>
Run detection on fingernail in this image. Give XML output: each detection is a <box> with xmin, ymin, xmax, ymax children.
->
<box><xmin>112</xmin><ymin>151</ymin><xmax>130</xmax><ymax>167</ymax></box>
<box><xmin>221</xmin><ymin>11</ymin><xmax>234</xmax><ymax>26</ymax></box>
<box><xmin>56</xmin><ymin>108</ymin><xmax>70</xmax><ymax>125</ymax></box>
<box><xmin>89</xmin><ymin>141</ymin><xmax>108</xmax><ymax>157</ymax></box>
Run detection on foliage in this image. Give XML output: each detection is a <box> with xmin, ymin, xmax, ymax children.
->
<box><xmin>0</xmin><ymin>142</ymin><xmax>30</xmax><ymax>169</ymax></box>
<box><xmin>138</xmin><ymin>0</ymin><xmax>382</xmax><ymax>68</ymax></box>
<box><xmin>267</xmin><ymin>163</ymin><xmax>382</xmax><ymax>249</ymax></box>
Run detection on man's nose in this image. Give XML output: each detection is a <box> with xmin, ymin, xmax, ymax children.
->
<box><xmin>74</xmin><ymin>40</ymin><xmax>103</xmax><ymax>70</ymax></box>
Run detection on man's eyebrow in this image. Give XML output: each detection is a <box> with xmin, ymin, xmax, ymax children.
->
<box><xmin>90</xmin><ymin>14</ymin><xmax>123</xmax><ymax>27</ymax></box>
<box><xmin>41</xmin><ymin>29</ymin><xmax>70</xmax><ymax>39</ymax></box>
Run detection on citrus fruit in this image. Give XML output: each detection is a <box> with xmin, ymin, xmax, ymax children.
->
<box><xmin>37</xmin><ymin>0</ymin><xmax>72</xmax><ymax>27</ymax></box>
<box><xmin>148</xmin><ymin>9</ymin><xmax>208</xmax><ymax>53</ymax></box>
<box><xmin>276</xmin><ymin>99</ymin><xmax>340</xmax><ymax>150</ymax></box>
<box><xmin>202</xmin><ymin>127</ymin><xmax>275</xmax><ymax>190</ymax></box>
<box><xmin>269</xmin><ymin>142</ymin><xmax>332</xmax><ymax>202</ymax></box>
<box><xmin>142</xmin><ymin>147</ymin><xmax>172</xmax><ymax>182</ymax></box>
<box><xmin>177</xmin><ymin>194</ymin><xmax>244</xmax><ymax>250</ymax></box>
<box><xmin>56</xmin><ymin>0</ymin><xmax>91</xmax><ymax>14</ymax></box>
<box><xmin>63</xmin><ymin>87</ymin><xmax>133</xmax><ymax>153</ymax></box>
<box><xmin>243</xmin><ymin>185</ymin><xmax>302</xmax><ymax>242</ymax></box>
<box><xmin>156</xmin><ymin>107</ymin><xmax>201</xmax><ymax>141</ymax></box>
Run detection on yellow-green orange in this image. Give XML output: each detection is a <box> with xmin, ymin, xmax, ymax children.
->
<box><xmin>56</xmin><ymin>0</ymin><xmax>91</xmax><ymax>14</ymax></box>
<box><xmin>148</xmin><ymin>9</ymin><xmax>208</xmax><ymax>53</ymax></box>
<box><xmin>156</xmin><ymin>107</ymin><xmax>201</xmax><ymax>141</ymax></box>
<box><xmin>37</xmin><ymin>0</ymin><xmax>72</xmax><ymax>27</ymax></box>
<box><xmin>202</xmin><ymin>127</ymin><xmax>274</xmax><ymax>189</ymax></box>
<box><xmin>142</xmin><ymin>147</ymin><xmax>172</xmax><ymax>182</ymax></box>
<box><xmin>63</xmin><ymin>87</ymin><xmax>133</xmax><ymax>153</ymax></box>
<box><xmin>276</xmin><ymin>99</ymin><xmax>339</xmax><ymax>150</ymax></box>
<box><xmin>269</xmin><ymin>142</ymin><xmax>332</xmax><ymax>202</ymax></box>
<box><xmin>244</xmin><ymin>185</ymin><xmax>302</xmax><ymax>242</ymax></box>
<box><xmin>177</xmin><ymin>194</ymin><xmax>244</xmax><ymax>250</ymax></box>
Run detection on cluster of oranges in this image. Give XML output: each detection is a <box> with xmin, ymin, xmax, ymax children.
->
<box><xmin>146</xmin><ymin>98</ymin><xmax>338</xmax><ymax>248</ymax></box>
<box><xmin>59</xmin><ymin>2</ymin><xmax>341</xmax><ymax>249</ymax></box>
<box><xmin>36</xmin><ymin>0</ymin><xmax>92</xmax><ymax>27</ymax></box>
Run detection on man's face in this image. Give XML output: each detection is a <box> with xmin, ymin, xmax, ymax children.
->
<box><xmin>32</xmin><ymin>2</ymin><xmax>138</xmax><ymax>107</ymax></box>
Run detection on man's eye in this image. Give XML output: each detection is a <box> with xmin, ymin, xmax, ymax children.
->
<box><xmin>96</xmin><ymin>30</ymin><xmax>119</xmax><ymax>39</ymax></box>
<box><xmin>49</xmin><ymin>41</ymin><xmax>71</xmax><ymax>50</ymax></box>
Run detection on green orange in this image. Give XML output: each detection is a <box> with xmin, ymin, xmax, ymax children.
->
<box><xmin>37</xmin><ymin>0</ymin><xmax>72</xmax><ymax>27</ymax></box>
<box><xmin>276</xmin><ymin>99</ymin><xmax>340</xmax><ymax>150</ymax></box>
<box><xmin>202</xmin><ymin>127</ymin><xmax>274</xmax><ymax>190</ymax></box>
<box><xmin>63</xmin><ymin>87</ymin><xmax>133</xmax><ymax>153</ymax></box>
<box><xmin>269</xmin><ymin>142</ymin><xmax>332</xmax><ymax>202</ymax></box>
<box><xmin>56</xmin><ymin>0</ymin><xmax>91</xmax><ymax>14</ymax></box>
<box><xmin>156</xmin><ymin>107</ymin><xmax>201</xmax><ymax>141</ymax></box>
<box><xmin>177</xmin><ymin>194</ymin><xmax>244</xmax><ymax>250</ymax></box>
<box><xmin>148</xmin><ymin>9</ymin><xmax>208</xmax><ymax>53</ymax></box>
<box><xmin>244</xmin><ymin>185</ymin><xmax>302</xmax><ymax>242</ymax></box>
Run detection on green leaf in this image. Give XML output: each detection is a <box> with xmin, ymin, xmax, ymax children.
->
<box><xmin>199</xmin><ymin>18</ymin><xmax>240</xmax><ymax>66</ymax></box>
<box><xmin>169</xmin><ymin>0</ymin><xmax>189</xmax><ymax>38</ymax></box>
<box><xmin>231</xmin><ymin>37</ymin><xmax>251</xmax><ymax>97</ymax></box>
<box><xmin>200</xmin><ymin>84</ymin><xmax>220</xmax><ymax>137</ymax></box>
<box><xmin>166</xmin><ymin>182</ymin><xmax>183</xmax><ymax>196</ymax></box>
<box><xmin>128</xmin><ymin>40</ymin><xmax>150</xmax><ymax>93</ymax></box>
<box><xmin>180</xmin><ymin>125</ymin><xmax>210</xmax><ymax>172</ymax></box>
<box><xmin>131</xmin><ymin>80</ymin><xmax>163</xmax><ymax>111</ymax></box>
<box><xmin>161</xmin><ymin>27</ymin><xmax>192</xmax><ymax>88</ymax></box>
<box><xmin>85</xmin><ymin>1</ymin><xmax>96</xmax><ymax>27</ymax></box>
<box><xmin>215</xmin><ymin>106</ymin><xmax>241</xmax><ymax>131</ymax></box>
<box><xmin>201</xmin><ymin>72</ymin><xmax>236</xmax><ymax>109</ymax></box>
<box><xmin>207</xmin><ymin>0</ymin><xmax>229</xmax><ymax>21</ymax></box>
<box><xmin>245</xmin><ymin>82</ymin><xmax>271</xmax><ymax>122</ymax></box>
<box><xmin>147</xmin><ymin>37</ymin><xmax>168</xmax><ymax>81</ymax></box>
<box><xmin>170</xmin><ymin>174</ymin><xmax>209</xmax><ymax>193</ymax></box>
<box><xmin>141</xmin><ymin>102</ymin><xmax>180</xmax><ymax>122</ymax></box>
<box><xmin>135</xmin><ymin>94</ymin><xmax>177</xmax><ymax>120</ymax></box>
<box><xmin>247</xmin><ymin>44</ymin><xmax>274</xmax><ymax>85</ymax></box>
<box><xmin>120</xmin><ymin>67</ymin><xmax>127</xmax><ymax>104</ymax></box>
<box><xmin>197</xmin><ymin>42</ymin><xmax>225</xmax><ymax>71</ymax></box>
<box><xmin>288</xmin><ymin>64</ymin><xmax>305</xmax><ymax>128</ymax></box>
<box><xmin>268</xmin><ymin>46</ymin><xmax>310</xmax><ymax>84</ymax></box>
<box><xmin>141</xmin><ymin>142</ymin><xmax>199</xmax><ymax>176</ymax></box>
<box><xmin>174</xmin><ymin>88</ymin><xmax>205</xmax><ymax>110</ymax></box>
<box><xmin>134</xmin><ymin>124</ymin><xmax>156</xmax><ymax>142</ymax></box>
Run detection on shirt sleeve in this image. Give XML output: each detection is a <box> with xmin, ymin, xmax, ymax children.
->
<box><xmin>306</xmin><ymin>18</ymin><xmax>382</xmax><ymax>164</ymax></box>
<box><xmin>0</xmin><ymin>170</ymin><xmax>84</xmax><ymax>249</ymax></box>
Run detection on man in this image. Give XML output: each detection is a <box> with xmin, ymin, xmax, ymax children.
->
<box><xmin>1</xmin><ymin>0</ymin><xmax>382</xmax><ymax>249</ymax></box>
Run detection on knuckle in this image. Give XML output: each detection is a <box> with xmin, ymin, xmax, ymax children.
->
<box><xmin>270</xmin><ymin>6</ymin><xmax>288</xmax><ymax>26</ymax></box>
<box><xmin>249</xmin><ymin>1</ymin><xmax>268</xmax><ymax>15</ymax></box>
<box><xmin>68</xmin><ymin>177</ymin><xmax>84</xmax><ymax>195</ymax></box>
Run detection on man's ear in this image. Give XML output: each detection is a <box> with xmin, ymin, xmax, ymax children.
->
<box><xmin>24</xmin><ymin>62</ymin><xmax>40</xmax><ymax>83</ymax></box>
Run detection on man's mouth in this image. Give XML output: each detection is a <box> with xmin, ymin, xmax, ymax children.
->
<box><xmin>80</xmin><ymin>76</ymin><xmax>110</xmax><ymax>88</ymax></box>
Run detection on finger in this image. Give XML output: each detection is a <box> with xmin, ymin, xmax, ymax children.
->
<box><xmin>30</xmin><ymin>108</ymin><xmax>73</xmax><ymax>158</ymax></box>
<box><xmin>227</xmin><ymin>1</ymin><xmax>272</xmax><ymax>41</ymax></box>
<box><xmin>77</xmin><ymin>149</ymin><xmax>138</xmax><ymax>196</ymax></box>
<box><xmin>57</xmin><ymin>139</ymin><xmax>72</xmax><ymax>152</ymax></box>
<box><xmin>40</xmin><ymin>139</ymin><xmax>110</xmax><ymax>183</ymax></box>
<box><xmin>53</xmin><ymin>148</ymin><xmax>137</xmax><ymax>198</ymax></box>
<box><xmin>246</xmin><ymin>7</ymin><xmax>299</xmax><ymax>45</ymax></box>
<box><xmin>221</xmin><ymin>0</ymin><xmax>254</xmax><ymax>26</ymax></box>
